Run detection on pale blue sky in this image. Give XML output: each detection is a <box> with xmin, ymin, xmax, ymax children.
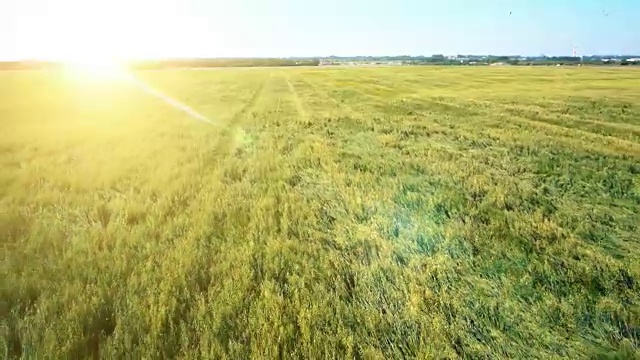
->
<box><xmin>1</xmin><ymin>0</ymin><xmax>638</xmax><ymax>60</ymax></box>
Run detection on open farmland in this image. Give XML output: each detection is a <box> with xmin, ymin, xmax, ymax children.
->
<box><xmin>1</xmin><ymin>66</ymin><xmax>639</xmax><ymax>358</ymax></box>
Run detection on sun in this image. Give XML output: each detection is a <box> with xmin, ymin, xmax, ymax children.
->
<box><xmin>53</xmin><ymin>38</ymin><xmax>135</xmax><ymax>82</ymax></box>
<box><xmin>53</xmin><ymin>25</ymin><xmax>132</xmax><ymax>79</ymax></box>
<box><xmin>64</xmin><ymin>53</ymin><xmax>121</xmax><ymax>68</ymax></box>
<box><xmin>61</xmin><ymin>54</ymin><xmax>129</xmax><ymax>80</ymax></box>
<box><xmin>63</xmin><ymin>54</ymin><xmax>123</xmax><ymax>70</ymax></box>
<box><xmin>18</xmin><ymin>0</ymin><xmax>232</xmax><ymax>70</ymax></box>
<box><xmin>52</xmin><ymin>19</ymin><xmax>131</xmax><ymax>78</ymax></box>
<box><xmin>29</xmin><ymin>1</ymin><xmax>139</xmax><ymax>76</ymax></box>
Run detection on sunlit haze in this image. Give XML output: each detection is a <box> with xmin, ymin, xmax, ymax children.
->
<box><xmin>2</xmin><ymin>0</ymin><xmax>639</xmax><ymax>61</ymax></box>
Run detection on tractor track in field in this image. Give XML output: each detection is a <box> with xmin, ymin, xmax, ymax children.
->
<box><xmin>286</xmin><ymin>76</ymin><xmax>309</xmax><ymax>121</ymax></box>
<box><xmin>295</xmin><ymin>76</ymin><xmax>361</xmax><ymax>119</ymax></box>
<box><xmin>228</xmin><ymin>77</ymin><xmax>268</xmax><ymax>125</ymax></box>
<box><xmin>214</xmin><ymin>74</ymin><xmax>270</xmax><ymax>154</ymax></box>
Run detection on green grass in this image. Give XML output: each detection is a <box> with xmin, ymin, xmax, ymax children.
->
<box><xmin>1</xmin><ymin>66</ymin><xmax>639</xmax><ymax>358</ymax></box>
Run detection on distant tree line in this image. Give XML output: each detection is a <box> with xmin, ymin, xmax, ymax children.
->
<box><xmin>0</xmin><ymin>58</ymin><xmax>319</xmax><ymax>71</ymax></box>
<box><xmin>321</xmin><ymin>54</ymin><xmax>640</xmax><ymax>66</ymax></box>
<box><xmin>0</xmin><ymin>61</ymin><xmax>62</xmax><ymax>70</ymax></box>
<box><xmin>128</xmin><ymin>58</ymin><xmax>319</xmax><ymax>69</ymax></box>
<box><xmin>2</xmin><ymin>56</ymin><xmax>639</xmax><ymax>70</ymax></box>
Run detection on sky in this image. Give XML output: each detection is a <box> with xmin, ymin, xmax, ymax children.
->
<box><xmin>1</xmin><ymin>0</ymin><xmax>639</xmax><ymax>60</ymax></box>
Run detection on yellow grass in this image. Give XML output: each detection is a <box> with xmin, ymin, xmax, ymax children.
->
<box><xmin>1</xmin><ymin>66</ymin><xmax>639</xmax><ymax>358</ymax></box>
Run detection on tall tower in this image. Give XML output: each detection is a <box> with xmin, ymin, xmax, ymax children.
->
<box><xmin>572</xmin><ymin>44</ymin><xmax>578</xmax><ymax>58</ymax></box>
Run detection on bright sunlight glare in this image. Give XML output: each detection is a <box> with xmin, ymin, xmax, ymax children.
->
<box><xmin>17</xmin><ymin>0</ymin><xmax>234</xmax><ymax>64</ymax></box>
<box><xmin>62</xmin><ymin>57</ymin><xmax>130</xmax><ymax>81</ymax></box>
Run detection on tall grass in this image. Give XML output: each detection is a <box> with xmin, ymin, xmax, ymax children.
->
<box><xmin>1</xmin><ymin>66</ymin><xmax>639</xmax><ymax>358</ymax></box>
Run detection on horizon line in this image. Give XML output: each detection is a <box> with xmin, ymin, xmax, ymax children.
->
<box><xmin>2</xmin><ymin>53</ymin><xmax>640</xmax><ymax>62</ymax></box>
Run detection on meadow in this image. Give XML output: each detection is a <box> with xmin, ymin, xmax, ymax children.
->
<box><xmin>1</xmin><ymin>65</ymin><xmax>639</xmax><ymax>358</ymax></box>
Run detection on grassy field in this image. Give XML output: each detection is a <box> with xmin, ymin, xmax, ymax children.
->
<box><xmin>1</xmin><ymin>66</ymin><xmax>639</xmax><ymax>358</ymax></box>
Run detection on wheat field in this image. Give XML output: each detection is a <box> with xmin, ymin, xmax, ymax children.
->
<box><xmin>1</xmin><ymin>66</ymin><xmax>639</xmax><ymax>358</ymax></box>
